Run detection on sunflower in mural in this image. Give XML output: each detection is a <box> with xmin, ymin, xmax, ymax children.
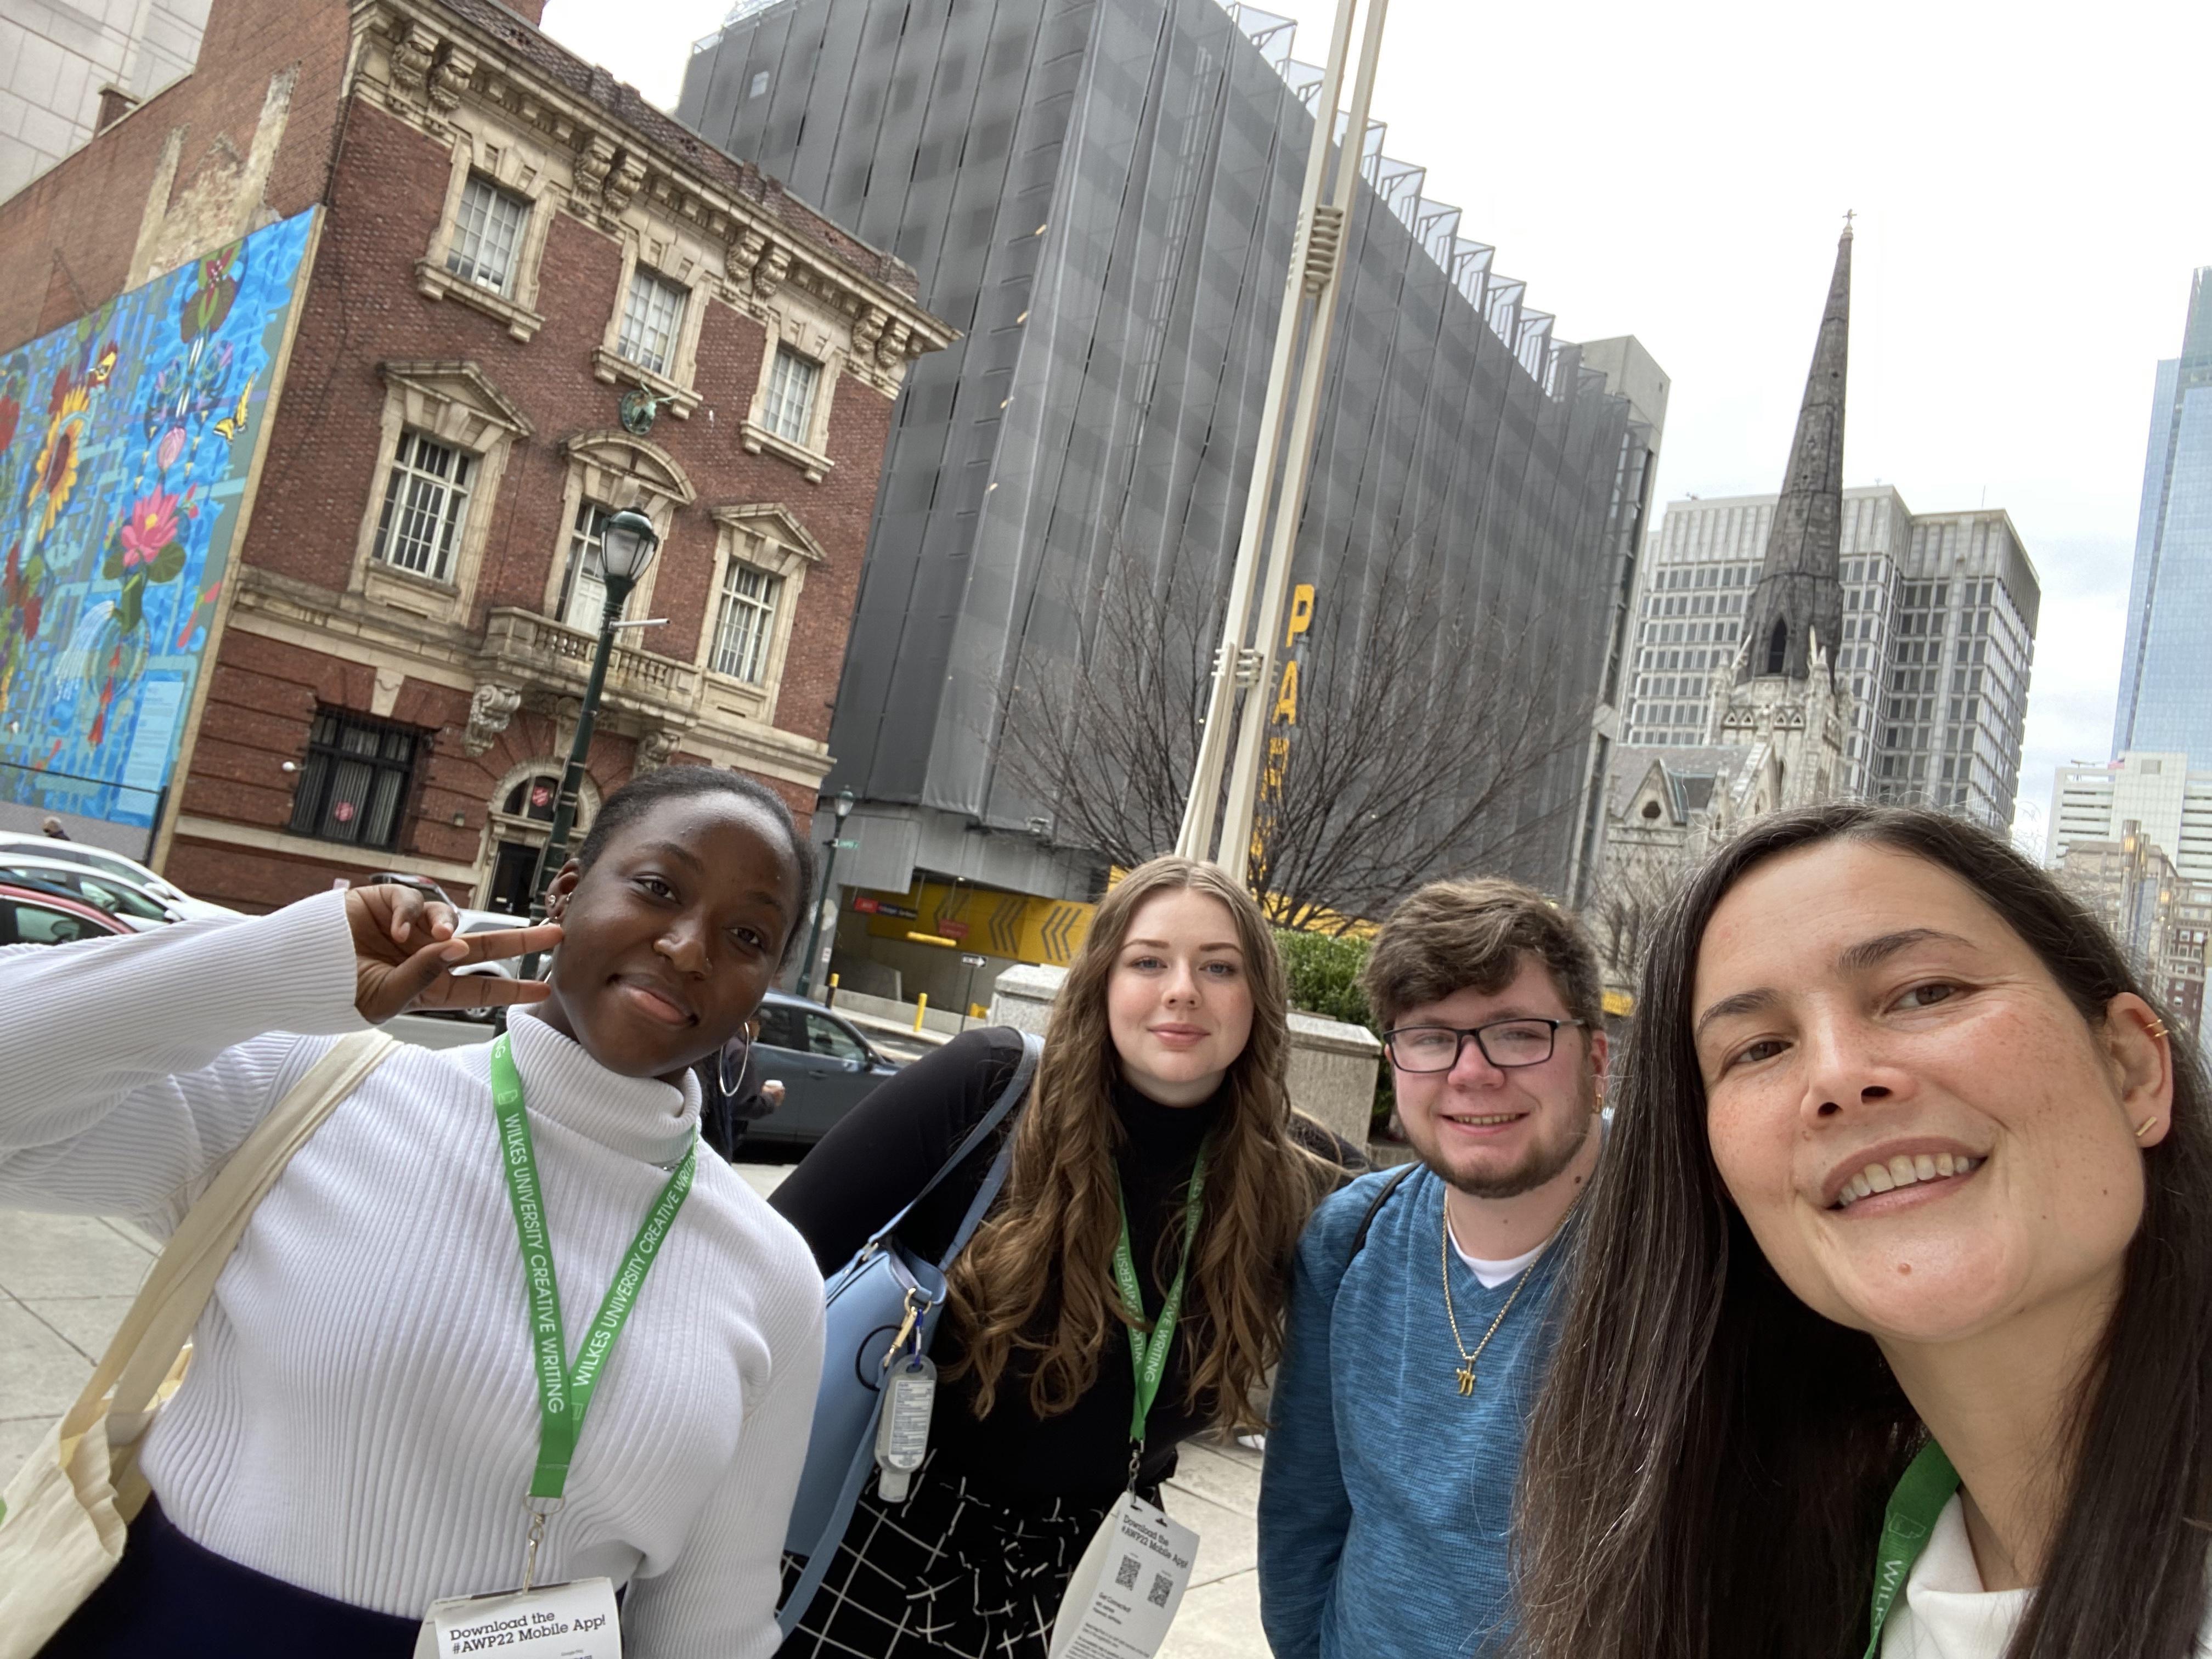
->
<box><xmin>26</xmin><ymin>381</ymin><xmax>91</xmax><ymax>542</ymax></box>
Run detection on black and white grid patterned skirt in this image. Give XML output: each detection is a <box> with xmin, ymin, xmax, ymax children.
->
<box><xmin>778</xmin><ymin>1456</ymin><xmax>1149</xmax><ymax>1659</ymax></box>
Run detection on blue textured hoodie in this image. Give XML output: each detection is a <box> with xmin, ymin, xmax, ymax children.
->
<box><xmin>1257</xmin><ymin>1165</ymin><xmax>1571</xmax><ymax>1659</ymax></box>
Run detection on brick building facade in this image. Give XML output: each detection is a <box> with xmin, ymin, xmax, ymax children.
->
<box><xmin>0</xmin><ymin>0</ymin><xmax>948</xmax><ymax>912</ymax></box>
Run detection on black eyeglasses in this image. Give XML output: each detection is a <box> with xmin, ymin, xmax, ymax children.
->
<box><xmin>1381</xmin><ymin>1018</ymin><xmax>1587</xmax><ymax>1074</ymax></box>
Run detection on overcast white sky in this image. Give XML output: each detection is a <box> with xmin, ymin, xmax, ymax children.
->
<box><xmin>544</xmin><ymin>0</ymin><xmax>2212</xmax><ymax>850</ymax></box>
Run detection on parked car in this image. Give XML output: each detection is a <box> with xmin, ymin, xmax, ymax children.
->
<box><xmin>442</xmin><ymin>909</ymin><xmax>533</xmax><ymax>1021</ymax></box>
<box><xmin>0</xmin><ymin>855</ymin><xmax>188</xmax><ymax>931</ymax></box>
<box><xmin>0</xmin><ymin>832</ymin><xmax>236</xmax><ymax>922</ymax></box>
<box><xmin>362</xmin><ymin>871</ymin><xmax>458</xmax><ymax>908</ymax></box>
<box><xmin>736</xmin><ymin>991</ymin><xmax>905</xmax><ymax>1151</ymax></box>
<box><xmin>0</xmin><ymin>880</ymin><xmax>134</xmax><ymax>946</ymax></box>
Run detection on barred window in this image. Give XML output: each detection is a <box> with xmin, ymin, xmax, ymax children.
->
<box><xmin>763</xmin><ymin>346</ymin><xmax>821</xmax><ymax>444</ymax></box>
<box><xmin>289</xmin><ymin>709</ymin><xmax>421</xmax><ymax>850</ymax></box>
<box><xmin>557</xmin><ymin>500</ymin><xmax>625</xmax><ymax>628</ymax></box>
<box><xmin>711</xmin><ymin>562</ymin><xmax>782</xmax><ymax>684</ymax></box>
<box><xmin>373</xmin><ymin>431</ymin><xmax>474</xmax><ymax>582</ymax></box>
<box><xmin>617</xmin><ymin>267</ymin><xmax>687</xmax><ymax>377</ymax></box>
<box><xmin>446</xmin><ymin>175</ymin><xmax>529</xmax><ymax>296</ymax></box>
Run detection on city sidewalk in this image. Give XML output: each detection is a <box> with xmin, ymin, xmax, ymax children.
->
<box><xmin>0</xmin><ymin>1192</ymin><xmax>1270</xmax><ymax>1657</ymax></box>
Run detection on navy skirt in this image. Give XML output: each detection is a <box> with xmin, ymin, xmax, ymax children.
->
<box><xmin>42</xmin><ymin>1499</ymin><xmax>418</xmax><ymax>1657</ymax></box>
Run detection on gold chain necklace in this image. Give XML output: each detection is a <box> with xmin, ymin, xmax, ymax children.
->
<box><xmin>1440</xmin><ymin>1209</ymin><xmax>1539</xmax><ymax>1396</ymax></box>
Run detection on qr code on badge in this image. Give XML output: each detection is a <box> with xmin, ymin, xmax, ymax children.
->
<box><xmin>1147</xmin><ymin>1572</ymin><xmax>1174</xmax><ymax>1609</ymax></box>
<box><xmin>1114</xmin><ymin>1555</ymin><xmax>1141</xmax><ymax>1591</ymax></box>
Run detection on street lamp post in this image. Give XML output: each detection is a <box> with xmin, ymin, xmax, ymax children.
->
<box><xmin>521</xmin><ymin>507</ymin><xmax>661</xmax><ymax>974</ymax></box>
<box><xmin>797</xmin><ymin>786</ymin><xmax>856</xmax><ymax>998</ymax></box>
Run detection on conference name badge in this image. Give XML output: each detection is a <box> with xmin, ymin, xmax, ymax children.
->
<box><xmin>1046</xmin><ymin>1492</ymin><xmax>1199</xmax><ymax>1659</ymax></box>
<box><xmin>413</xmin><ymin>1578</ymin><xmax>622</xmax><ymax>1659</ymax></box>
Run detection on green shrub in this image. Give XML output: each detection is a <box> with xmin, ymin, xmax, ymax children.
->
<box><xmin>1274</xmin><ymin>928</ymin><xmax>1371</xmax><ymax>1026</ymax></box>
<box><xmin>1274</xmin><ymin>929</ymin><xmax>1395</xmax><ymax>1137</ymax></box>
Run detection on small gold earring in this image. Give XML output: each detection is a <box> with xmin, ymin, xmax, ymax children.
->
<box><xmin>2147</xmin><ymin>1019</ymin><xmax>2170</xmax><ymax>1040</ymax></box>
<box><xmin>2135</xmin><ymin>1118</ymin><xmax>2162</xmax><ymax>1139</ymax></box>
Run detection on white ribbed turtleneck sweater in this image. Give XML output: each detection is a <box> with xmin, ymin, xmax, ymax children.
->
<box><xmin>0</xmin><ymin>890</ymin><xmax>825</xmax><ymax>1658</ymax></box>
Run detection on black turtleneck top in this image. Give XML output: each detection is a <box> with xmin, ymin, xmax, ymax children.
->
<box><xmin>769</xmin><ymin>1026</ymin><xmax>1222</xmax><ymax>1504</ymax></box>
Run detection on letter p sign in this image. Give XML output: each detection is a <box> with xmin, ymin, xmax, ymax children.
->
<box><xmin>1284</xmin><ymin>584</ymin><xmax>1315</xmax><ymax>648</ymax></box>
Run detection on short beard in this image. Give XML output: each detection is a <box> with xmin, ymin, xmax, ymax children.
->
<box><xmin>1431</xmin><ymin>1108</ymin><xmax>1595</xmax><ymax>1201</ymax></box>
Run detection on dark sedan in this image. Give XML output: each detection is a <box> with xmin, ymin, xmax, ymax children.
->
<box><xmin>737</xmin><ymin>991</ymin><xmax>904</xmax><ymax>1151</ymax></box>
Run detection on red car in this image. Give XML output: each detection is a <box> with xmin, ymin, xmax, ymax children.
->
<box><xmin>0</xmin><ymin>880</ymin><xmax>134</xmax><ymax>947</ymax></box>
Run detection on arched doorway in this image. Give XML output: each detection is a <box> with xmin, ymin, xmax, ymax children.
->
<box><xmin>481</xmin><ymin>764</ymin><xmax>598</xmax><ymax>915</ymax></box>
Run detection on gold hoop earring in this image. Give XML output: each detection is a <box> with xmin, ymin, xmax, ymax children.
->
<box><xmin>2147</xmin><ymin>1019</ymin><xmax>2170</xmax><ymax>1040</ymax></box>
<box><xmin>2135</xmin><ymin>1117</ymin><xmax>2162</xmax><ymax>1139</ymax></box>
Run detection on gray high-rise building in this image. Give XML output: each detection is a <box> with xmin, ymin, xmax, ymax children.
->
<box><xmin>2114</xmin><ymin>267</ymin><xmax>2212</xmax><ymax>766</ymax></box>
<box><xmin>679</xmin><ymin>0</ymin><xmax>1658</xmax><ymax>916</ymax></box>
<box><xmin>1623</xmin><ymin>487</ymin><xmax>2038</xmax><ymax>828</ymax></box>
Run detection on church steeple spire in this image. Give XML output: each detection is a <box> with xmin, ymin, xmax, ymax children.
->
<box><xmin>1739</xmin><ymin>222</ymin><xmax>1851</xmax><ymax>686</ymax></box>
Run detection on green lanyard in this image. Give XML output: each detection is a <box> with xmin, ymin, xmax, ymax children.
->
<box><xmin>1110</xmin><ymin>1148</ymin><xmax>1210</xmax><ymax>1455</ymax></box>
<box><xmin>490</xmin><ymin>1033</ymin><xmax>697</xmax><ymax>1502</ymax></box>
<box><xmin>1862</xmin><ymin>1439</ymin><xmax>1961</xmax><ymax>1656</ymax></box>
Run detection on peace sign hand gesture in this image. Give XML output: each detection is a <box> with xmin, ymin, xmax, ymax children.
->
<box><xmin>345</xmin><ymin>885</ymin><xmax>563</xmax><ymax>1024</ymax></box>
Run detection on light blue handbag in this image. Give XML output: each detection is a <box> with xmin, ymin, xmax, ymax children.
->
<box><xmin>778</xmin><ymin>1030</ymin><xmax>1043</xmax><ymax>1635</ymax></box>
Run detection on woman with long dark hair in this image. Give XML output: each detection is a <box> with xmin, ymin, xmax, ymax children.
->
<box><xmin>2</xmin><ymin>767</ymin><xmax>825</xmax><ymax>1657</ymax></box>
<box><xmin>770</xmin><ymin>855</ymin><xmax>1336</xmax><ymax>1658</ymax></box>
<box><xmin>1513</xmin><ymin>802</ymin><xmax>2212</xmax><ymax>1659</ymax></box>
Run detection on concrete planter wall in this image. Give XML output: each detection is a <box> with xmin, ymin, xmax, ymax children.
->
<box><xmin>988</xmin><ymin>964</ymin><xmax>1381</xmax><ymax>1149</ymax></box>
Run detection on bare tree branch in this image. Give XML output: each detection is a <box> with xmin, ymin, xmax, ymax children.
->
<box><xmin>997</xmin><ymin>541</ymin><xmax>1597</xmax><ymax>924</ymax></box>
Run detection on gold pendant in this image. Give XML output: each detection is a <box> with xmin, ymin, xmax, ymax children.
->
<box><xmin>1455</xmin><ymin>1363</ymin><xmax>1476</xmax><ymax>1396</ymax></box>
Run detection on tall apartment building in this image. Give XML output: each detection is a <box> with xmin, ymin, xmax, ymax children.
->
<box><xmin>2055</xmin><ymin>824</ymin><xmax>2212</xmax><ymax>1057</ymax></box>
<box><xmin>0</xmin><ymin>0</ymin><xmax>210</xmax><ymax>200</ymax></box>
<box><xmin>1623</xmin><ymin>486</ymin><xmax>2039</xmax><ymax>828</ymax></box>
<box><xmin>2050</xmin><ymin>752</ymin><xmax>2212</xmax><ymax>882</ymax></box>
<box><xmin>2114</xmin><ymin>267</ymin><xmax>2212</xmax><ymax>767</ymax></box>
<box><xmin>677</xmin><ymin>0</ymin><xmax>1658</xmax><ymax>966</ymax></box>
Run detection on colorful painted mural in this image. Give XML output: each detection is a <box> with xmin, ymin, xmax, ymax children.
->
<box><xmin>0</xmin><ymin>208</ymin><xmax>317</xmax><ymax>828</ymax></box>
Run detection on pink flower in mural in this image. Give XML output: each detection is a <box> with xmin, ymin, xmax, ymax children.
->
<box><xmin>157</xmin><ymin>426</ymin><xmax>185</xmax><ymax>470</ymax></box>
<box><xmin>118</xmin><ymin>490</ymin><xmax>183</xmax><ymax>571</ymax></box>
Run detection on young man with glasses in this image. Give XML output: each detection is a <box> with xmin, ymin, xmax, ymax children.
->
<box><xmin>1257</xmin><ymin>877</ymin><xmax>1607</xmax><ymax>1659</ymax></box>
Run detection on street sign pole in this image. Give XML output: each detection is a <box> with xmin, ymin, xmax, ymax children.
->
<box><xmin>958</xmin><ymin>953</ymin><xmax>988</xmax><ymax>1031</ymax></box>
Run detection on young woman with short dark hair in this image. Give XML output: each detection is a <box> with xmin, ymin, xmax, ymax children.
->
<box><xmin>1512</xmin><ymin>802</ymin><xmax>2212</xmax><ymax>1659</ymax></box>
<box><xmin>2</xmin><ymin>766</ymin><xmax>825</xmax><ymax>1658</ymax></box>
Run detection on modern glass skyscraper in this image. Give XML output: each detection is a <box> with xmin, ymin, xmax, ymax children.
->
<box><xmin>2115</xmin><ymin>268</ymin><xmax>2212</xmax><ymax>763</ymax></box>
<box><xmin>679</xmin><ymin>0</ymin><xmax>1659</xmax><ymax>910</ymax></box>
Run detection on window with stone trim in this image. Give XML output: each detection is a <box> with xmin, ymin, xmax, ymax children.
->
<box><xmin>762</xmin><ymin>346</ymin><xmax>821</xmax><ymax>445</ymax></box>
<box><xmin>617</xmin><ymin>268</ymin><xmax>688</xmax><ymax>377</ymax></box>
<box><xmin>289</xmin><ymin>709</ymin><xmax>422</xmax><ymax>851</ymax></box>
<box><xmin>447</xmin><ymin>174</ymin><xmax>530</xmax><ymax>297</ymax></box>
<box><xmin>373</xmin><ymin>431</ymin><xmax>475</xmax><ymax>582</ymax></box>
<box><xmin>556</xmin><ymin>499</ymin><xmax>628</xmax><ymax>628</ymax></box>
<box><xmin>711</xmin><ymin>562</ymin><xmax>783</xmax><ymax>684</ymax></box>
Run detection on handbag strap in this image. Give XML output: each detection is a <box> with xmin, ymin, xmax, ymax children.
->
<box><xmin>776</xmin><ymin>1033</ymin><xmax>1041</xmax><ymax>1639</ymax></box>
<box><xmin>866</xmin><ymin>1030</ymin><xmax>1043</xmax><ymax>1263</ymax></box>
<box><xmin>94</xmin><ymin>1031</ymin><xmax>399</xmax><ymax>1438</ymax></box>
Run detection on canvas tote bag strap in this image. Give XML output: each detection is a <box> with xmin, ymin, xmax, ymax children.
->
<box><xmin>92</xmin><ymin>1031</ymin><xmax>399</xmax><ymax>1438</ymax></box>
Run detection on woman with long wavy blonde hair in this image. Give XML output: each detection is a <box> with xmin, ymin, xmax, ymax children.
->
<box><xmin>770</xmin><ymin>856</ymin><xmax>1339</xmax><ymax>1658</ymax></box>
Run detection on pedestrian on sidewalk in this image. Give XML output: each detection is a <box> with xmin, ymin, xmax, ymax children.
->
<box><xmin>1512</xmin><ymin>803</ymin><xmax>2212</xmax><ymax>1659</ymax></box>
<box><xmin>1257</xmin><ymin>878</ymin><xmax>1609</xmax><ymax>1659</ymax></box>
<box><xmin>0</xmin><ymin>766</ymin><xmax>826</xmax><ymax>1658</ymax></box>
<box><xmin>700</xmin><ymin>1028</ymin><xmax>786</xmax><ymax>1161</ymax></box>
<box><xmin>769</xmin><ymin>856</ymin><xmax>1336</xmax><ymax>1659</ymax></box>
